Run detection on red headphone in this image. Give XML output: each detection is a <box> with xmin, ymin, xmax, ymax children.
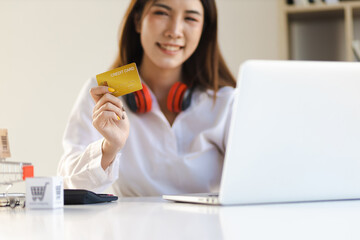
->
<box><xmin>125</xmin><ymin>82</ymin><xmax>193</xmax><ymax>113</ymax></box>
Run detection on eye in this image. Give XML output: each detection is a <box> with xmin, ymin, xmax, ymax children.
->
<box><xmin>185</xmin><ymin>17</ymin><xmax>198</xmax><ymax>22</ymax></box>
<box><xmin>154</xmin><ymin>11</ymin><xmax>168</xmax><ymax>16</ymax></box>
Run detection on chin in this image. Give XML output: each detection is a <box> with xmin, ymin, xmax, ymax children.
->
<box><xmin>154</xmin><ymin>60</ymin><xmax>184</xmax><ymax>70</ymax></box>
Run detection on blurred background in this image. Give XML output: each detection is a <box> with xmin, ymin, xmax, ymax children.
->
<box><xmin>0</xmin><ymin>0</ymin><xmax>283</xmax><ymax>192</ymax></box>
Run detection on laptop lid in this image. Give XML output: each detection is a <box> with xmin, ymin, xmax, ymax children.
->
<box><xmin>219</xmin><ymin>60</ymin><xmax>360</xmax><ymax>205</ymax></box>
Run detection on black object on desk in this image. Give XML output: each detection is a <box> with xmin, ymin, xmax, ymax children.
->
<box><xmin>64</xmin><ymin>189</ymin><xmax>118</xmax><ymax>205</ymax></box>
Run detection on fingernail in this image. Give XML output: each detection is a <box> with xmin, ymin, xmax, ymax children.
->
<box><xmin>122</xmin><ymin>114</ymin><xmax>125</xmax><ymax>120</ymax></box>
<box><xmin>108</xmin><ymin>87</ymin><xmax>115</xmax><ymax>92</ymax></box>
<box><xmin>117</xmin><ymin>115</ymin><xmax>121</xmax><ymax>120</ymax></box>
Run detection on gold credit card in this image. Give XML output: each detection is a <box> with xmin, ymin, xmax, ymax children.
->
<box><xmin>96</xmin><ymin>62</ymin><xmax>142</xmax><ymax>97</ymax></box>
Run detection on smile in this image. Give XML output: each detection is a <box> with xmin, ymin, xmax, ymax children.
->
<box><xmin>157</xmin><ymin>43</ymin><xmax>184</xmax><ymax>52</ymax></box>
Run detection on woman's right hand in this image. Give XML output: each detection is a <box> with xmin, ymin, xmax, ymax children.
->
<box><xmin>90</xmin><ymin>86</ymin><xmax>130</xmax><ymax>169</ymax></box>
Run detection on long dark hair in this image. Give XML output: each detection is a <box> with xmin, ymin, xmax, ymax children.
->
<box><xmin>111</xmin><ymin>0</ymin><xmax>236</xmax><ymax>95</ymax></box>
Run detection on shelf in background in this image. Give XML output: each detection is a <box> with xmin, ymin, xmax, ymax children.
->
<box><xmin>279</xmin><ymin>0</ymin><xmax>360</xmax><ymax>61</ymax></box>
<box><xmin>285</xmin><ymin>1</ymin><xmax>360</xmax><ymax>14</ymax></box>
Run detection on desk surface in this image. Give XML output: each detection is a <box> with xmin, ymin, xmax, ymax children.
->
<box><xmin>1</xmin><ymin>197</ymin><xmax>360</xmax><ymax>240</ymax></box>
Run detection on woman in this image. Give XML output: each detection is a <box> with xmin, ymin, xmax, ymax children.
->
<box><xmin>58</xmin><ymin>0</ymin><xmax>237</xmax><ymax>196</ymax></box>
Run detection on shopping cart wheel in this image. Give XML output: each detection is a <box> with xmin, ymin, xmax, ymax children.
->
<box><xmin>9</xmin><ymin>198</ymin><xmax>16</xmax><ymax>208</ymax></box>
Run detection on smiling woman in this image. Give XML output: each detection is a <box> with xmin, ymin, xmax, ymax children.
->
<box><xmin>58</xmin><ymin>0</ymin><xmax>237</xmax><ymax>197</ymax></box>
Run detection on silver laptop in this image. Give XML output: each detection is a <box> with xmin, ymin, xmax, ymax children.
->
<box><xmin>163</xmin><ymin>60</ymin><xmax>360</xmax><ymax>205</ymax></box>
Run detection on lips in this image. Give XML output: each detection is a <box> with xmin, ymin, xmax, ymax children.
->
<box><xmin>157</xmin><ymin>43</ymin><xmax>184</xmax><ymax>52</ymax></box>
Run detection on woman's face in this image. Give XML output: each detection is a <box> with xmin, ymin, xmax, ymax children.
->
<box><xmin>137</xmin><ymin>0</ymin><xmax>204</xmax><ymax>70</ymax></box>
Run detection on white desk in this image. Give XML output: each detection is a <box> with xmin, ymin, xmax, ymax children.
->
<box><xmin>1</xmin><ymin>197</ymin><xmax>360</xmax><ymax>240</ymax></box>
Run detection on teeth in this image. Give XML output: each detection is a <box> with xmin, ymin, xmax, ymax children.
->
<box><xmin>160</xmin><ymin>44</ymin><xmax>181</xmax><ymax>51</ymax></box>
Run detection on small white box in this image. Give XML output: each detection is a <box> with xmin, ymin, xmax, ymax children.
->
<box><xmin>26</xmin><ymin>176</ymin><xmax>64</xmax><ymax>209</ymax></box>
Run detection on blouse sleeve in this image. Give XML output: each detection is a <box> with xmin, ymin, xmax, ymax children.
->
<box><xmin>223</xmin><ymin>88</ymin><xmax>238</xmax><ymax>150</ymax></box>
<box><xmin>57</xmin><ymin>77</ymin><xmax>120</xmax><ymax>193</ymax></box>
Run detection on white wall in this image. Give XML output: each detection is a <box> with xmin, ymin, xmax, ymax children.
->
<box><xmin>0</xmin><ymin>0</ymin><xmax>280</xmax><ymax>192</ymax></box>
<box><xmin>218</xmin><ymin>0</ymin><xmax>280</xmax><ymax>74</ymax></box>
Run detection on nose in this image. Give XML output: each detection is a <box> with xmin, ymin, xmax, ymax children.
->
<box><xmin>164</xmin><ymin>16</ymin><xmax>184</xmax><ymax>39</ymax></box>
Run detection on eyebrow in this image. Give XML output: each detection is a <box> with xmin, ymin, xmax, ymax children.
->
<box><xmin>153</xmin><ymin>3</ymin><xmax>202</xmax><ymax>16</ymax></box>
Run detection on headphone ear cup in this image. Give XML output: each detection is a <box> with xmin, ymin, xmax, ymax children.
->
<box><xmin>125</xmin><ymin>83</ymin><xmax>152</xmax><ymax>113</ymax></box>
<box><xmin>181</xmin><ymin>87</ymin><xmax>192</xmax><ymax>111</ymax></box>
<box><xmin>167</xmin><ymin>82</ymin><xmax>189</xmax><ymax>113</ymax></box>
<box><xmin>125</xmin><ymin>93</ymin><xmax>138</xmax><ymax>113</ymax></box>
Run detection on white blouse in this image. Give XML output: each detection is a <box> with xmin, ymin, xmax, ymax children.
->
<box><xmin>58</xmin><ymin>77</ymin><xmax>236</xmax><ymax>196</ymax></box>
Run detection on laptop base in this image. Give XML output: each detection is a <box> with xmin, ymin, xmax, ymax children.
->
<box><xmin>162</xmin><ymin>193</ymin><xmax>220</xmax><ymax>205</ymax></box>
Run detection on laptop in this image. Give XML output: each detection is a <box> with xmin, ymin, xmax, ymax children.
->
<box><xmin>163</xmin><ymin>60</ymin><xmax>360</xmax><ymax>205</ymax></box>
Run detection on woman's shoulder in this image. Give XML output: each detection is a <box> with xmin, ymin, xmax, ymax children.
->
<box><xmin>87</xmin><ymin>76</ymin><xmax>99</xmax><ymax>88</ymax></box>
<box><xmin>203</xmin><ymin>86</ymin><xmax>236</xmax><ymax>99</ymax></box>
<box><xmin>72</xmin><ymin>76</ymin><xmax>98</xmax><ymax>104</ymax></box>
<box><xmin>77</xmin><ymin>76</ymin><xmax>99</xmax><ymax>94</ymax></box>
<box><xmin>191</xmin><ymin>86</ymin><xmax>236</xmax><ymax>108</ymax></box>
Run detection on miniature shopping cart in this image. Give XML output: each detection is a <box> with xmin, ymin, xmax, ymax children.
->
<box><xmin>0</xmin><ymin>159</ymin><xmax>34</xmax><ymax>208</ymax></box>
<box><xmin>0</xmin><ymin>129</ymin><xmax>34</xmax><ymax>208</ymax></box>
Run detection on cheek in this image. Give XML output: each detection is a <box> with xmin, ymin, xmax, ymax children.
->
<box><xmin>194</xmin><ymin>28</ymin><xmax>203</xmax><ymax>43</ymax></box>
<box><xmin>140</xmin><ymin>22</ymin><xmax>157</xmax><ymax>49</ymax></box>
<box><xmin>186</xmin><ymin>27</ymin><xmax>203</xmax><ymax>49</ymax></box>
<box><xmin>142</xmin><ymin>16</ymin><xmax>165</xmax><ymax>34</ymax></box>
<box><xmin>140</xmin><ymin>18</ymin><xmax>154</xmax><ymax>39</ymax></box>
